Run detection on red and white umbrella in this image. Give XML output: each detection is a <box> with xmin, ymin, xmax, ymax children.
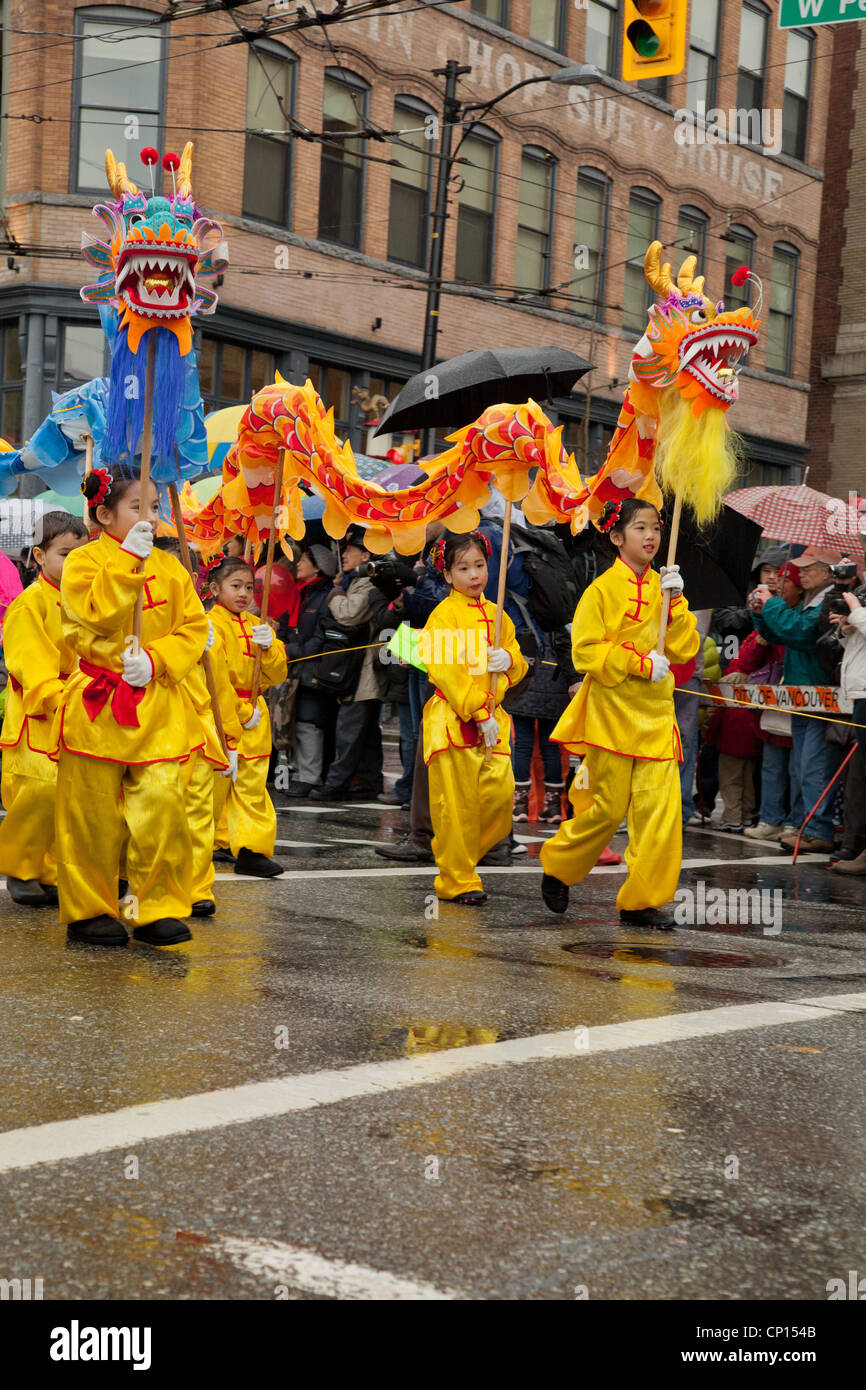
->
<box><xmin>723</xmin><ymin>484</ymin><xmax>866</xmax><ymax>552</ymax></box>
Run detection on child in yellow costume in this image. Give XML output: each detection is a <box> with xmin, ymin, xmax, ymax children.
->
<box><xmin>208</xmin><ymin>556</ymin><xmax>288</xmax><ymax>877</ymax></box>
<box><xmin>0</xmin><ymin>511</ymin><xmax>89</xmax><ymax>906</ymax></box>
<box><xmin>54</xmin><ymin>467</ymin><xmax>209</xmax><ymax>948</ymax></box>
<box><xmin>423</xmin><ymin>531</ymin><xmax>528</xmax><ymax>904</ymax></box>
<box><xmin>540</xmin><ymin>498</ymin><xmax>699</xmax><ymax>929</ymax></box>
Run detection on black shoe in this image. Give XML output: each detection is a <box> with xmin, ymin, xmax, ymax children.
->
<box><xmin>619</xmin><ymin>907</ymin><xmax>676</xmax><ymax>930</ymax></box>
<box><xmin>286</xmin><ymin>781</ymin><xmax>315</xmax><ymax>799</ymax></box>
<box><xmin>480</xmin><ymin>842</ymin><xmax>510</xmax><ymax>865</ymax></box>
<box><xmin>213</xmin><ymin>848</ymin><xmax>236</xmax><ymax>864</ymax></box>
<box><xmin>68</xmin><ymin>915</ymin><xmax>128</xmax><ymax>946</ymax></box>
<box><xmin>308</xmin><ymin>785</ymin><xmax>345</xmax><ymax>802</ymax></box>
<box><xmin>191</xmin><ymin>899</ymin><xmax>216</xmax><ymax>917</ymax></box>
<box><xmin>38</xmin><ymin>883</ymin><xmax>59</xmax><ymax>905</ymax></box>
<box><xmin>377</xmin><ymin>792</ymin><xmax>408</xmax><ymax>807</ymax></box>
<box><xmin>7</xmin><ymin>877</ymin><xmax>55</xmax><ymax>906</ymax></box>
<box><xmin>541</xmin><ymin>873</ymin><xmax>569</xmax><ymax>915</ymax></box>
<box><xmin>374</xmin><ymin>837</ymin><xmax>434</xmax><ymax>863</ymax></box>
<box><xmin>133</xmin><ymin>918</ymin><xmax>192</xmax><ymax>945</ymax></box>
<box><xmin>234</xmin><ymin>847</ymin><xmax>284</xmax><ymax>878</ymax></box>
<box><xmin>829</xmin><ymin>847</ymin><xmax>859</xmax><ymax>864</ymax></box>
<box><xmin>449</xmin><ymin>891</ymin><xmax>488</xmax><ymax>905</ymax></box>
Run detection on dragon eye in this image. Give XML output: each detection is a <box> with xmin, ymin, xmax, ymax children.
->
<box><xmin>127</xmin><ymin>213</ymin><xmax>146</xmax><ymax>227</ymax></box>
<box><xmin>689</xmin><ymin>308</ymin><xmax>707</xmax><ymax>325</ymax></box>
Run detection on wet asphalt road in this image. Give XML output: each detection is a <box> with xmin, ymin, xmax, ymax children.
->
<box><xmin>1</xmin><ymin>739</ymin><xmax>865</xmax><ymax>1301</ymax></box>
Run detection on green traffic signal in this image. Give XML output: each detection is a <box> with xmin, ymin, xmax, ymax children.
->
<box><xmin>627</xmin><ymin>20</ymin><xmax>661</xmax><ymax>58</ymax></box>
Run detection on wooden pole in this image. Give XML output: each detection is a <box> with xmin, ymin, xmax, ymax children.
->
<box><xmin>83</xmin><ymin>434</ymin><xmax>94</xmax><ymax>529</ymax></box>
<box><xmin>249</xmin><ymin>447</ymin><xmax>286</xmax><ymax>707</ymax></box>
<box><xmin>485</xmin><ymin>497</ymin><xmax>512</xmax><ymax>765</ymax></box>
<box><xmin>132</xmin><ymin>331</ymin><xmax>157</xmax><ymax>644</ymax></box>
<box><xmin>169</xmin><ymin>479</ymin><xmax>229</xmax><ymax>758</ymax></box>
<box><xmin>657</xmin><ymin>490</ymin><xmax>683</xmax><ymax>650</ymax></box>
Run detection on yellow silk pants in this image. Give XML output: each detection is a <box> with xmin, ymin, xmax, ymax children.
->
<box><xmin>429</xmin><ymin>744</ymin><xmax>514</xmax><ymax>899</ymax></box>
<box><xmin>212</xmin><ymin>755</ymin><xmax>275</xmax><ymax>857</ymax></box>
<box><xmin>55</xmin><ymin>752</ymin><xmax>193</xmax><ymax>926</ymax></box>
<box><xmin>179</xmin><ymin>750</ymin><xmax>216</xmax><ymax>904</ymax></box>
<box><xmin>0</xmin><ymin>744</ymin><xmax>58</xmax><ymax>884</ymax></box>
<box><xmin>540</xmin><ymin>747</ymin><xmax>682</xmax><ymax>911</ymax></box>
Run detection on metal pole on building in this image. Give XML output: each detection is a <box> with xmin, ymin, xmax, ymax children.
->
<box><xmin>420</xmin><ymin>60</ymin><xmax>471</xmax><ymax>459</ymax></box>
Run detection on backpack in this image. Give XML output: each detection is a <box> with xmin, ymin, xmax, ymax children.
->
<box><xmin>304</xmin><ymin>616</ymin><xmax>370</xmax><ymax>697</ymax></box>
<box><xmin>511</xmin><ymin>528</ymin><xmax>579</xmax><ymax>630</ymax></box>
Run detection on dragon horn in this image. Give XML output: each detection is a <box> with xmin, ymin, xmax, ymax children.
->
<box><xmin>644</xmin><ymin>241</ymin><xmax>674</xmax><ymax>298</ymax></box>
<box><xmin>676</xmin><ymin>254</ymin><xmax>698</xmax><ymax>294</ymax></box>
<box><xmin>105</xmin><ymin>149</ymin><xmax>138</xmax><ymax>198</ymax></box>
<box><xmin>177</xmin><ymin>141</ymin><xmax>194</xmax><ymax>197</ymax></box>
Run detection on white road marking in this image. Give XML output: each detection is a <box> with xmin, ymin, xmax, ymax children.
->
<box><xmin>0</xmin><ymin>992</ymin><xmax>861</xmax><ymax>1177</ymax></box>
<box><xmin>217</xmin><ymin>1236</ymin><xmax>456</xmax><ymax>1301</ymax></box>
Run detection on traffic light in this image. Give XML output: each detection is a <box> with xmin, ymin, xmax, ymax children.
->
<box><xmin>621</xmin><ymin>0</ymin><xmax>688</xmax><ymax>83</ymax></box>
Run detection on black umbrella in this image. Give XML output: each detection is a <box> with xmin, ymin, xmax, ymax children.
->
<box><xmin>661</xmin><ymin>504</ymin><xmax>762</xmax><ymax>610</ymax></box>
<box><xmin>373</xmin><ymin>346</ymin><xmax>594</xmax><ymax>436</ymax></box>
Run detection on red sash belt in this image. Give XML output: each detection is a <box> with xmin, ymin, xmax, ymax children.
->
<box><xmin>435</xmin><ymin>688</ymin><xmax>479</xmax><ymax>747</ymax></box>
<box><xmin>9</xmin><ymin>674</ymin><xmax>21</xmax><ymax>694</ymax></box>
<box><xmin>79</xmin><ymin>660</ymin><xmax>146</xmax><ymax>728</ymax></box>
<box><xmin>237</xmin><ymin>689</ymin><xmax>253</xmax><ymax>698</ymax></box>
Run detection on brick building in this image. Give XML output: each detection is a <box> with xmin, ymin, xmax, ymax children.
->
<box><xmin>806</xmin><ymin>21</ymin><xmax>864</xmax><ymax>501</ymax></box>
<box><xmin>0</xmin><ymin>0</ymin><xmax>839</xmax><ymax>492</ymax></box>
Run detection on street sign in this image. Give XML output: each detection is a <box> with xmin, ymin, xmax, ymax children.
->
<box><xmin>779</xmin><ymin>0</ymin><xmax>866</xmax><ymax>28</ymax></box>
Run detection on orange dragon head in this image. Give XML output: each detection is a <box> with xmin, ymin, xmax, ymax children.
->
<box><xmin>629</xmin><ymin>241</ymin><xmax>760</xmax><ymax>419</ymax></box>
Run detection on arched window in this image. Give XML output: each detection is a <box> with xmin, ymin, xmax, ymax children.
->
<box><xmin>782</xmin><ymin>28</ymin><xmax>814</xmax><ymax>162</ymax></box>
<box><xmin>677</xmin><ymin>205</ymin><xmax>708</xmax><ymax>266</ymax></box>
<box><xmin>72</xmin><ymin>7</ymin><xmax>166</xmax><ymax>193</ymax></box>
<box><xmin>623</xmin><ymin>187</ymin><xmax>660</xmax><ymax>331</ymax></box>
<box><xmin>455</xmin><ymin>126</ymin><xmax>500</xmax><ymax>285</ymax></box>
<box><xmin>767</xmin><ymin>243</ymin><xmax>798</xmax><ymax>376</ymax></box>
<box><xmin>724</xmin><ymin>224</ymin><xmax>755</xmax><ymax>310</ymax></box>
<box><xmin>572</xmin><ymin>167</ymin><xmax>609</xmax><ymax>319</ymax></box>
<box><xmin>243</xmin><ymin>41</ymin><xmax>296</xmax><ymax>226</ymax></box>
<box><xmin>515</xmin><ymin>147</ymin><xmax>556</xmax><ymax>297</ymax></box>
<box><xmin>388</xmin><ymin>97</ymin><xmax>434</xmax><ymax>269</ymax></box>
<box><xmin>319</xmin><ymin>68</ymin><xmax>369</xmax><ymax>248</ymax></box>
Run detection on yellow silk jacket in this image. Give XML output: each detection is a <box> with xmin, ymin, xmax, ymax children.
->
<box><xmin>552</xmin><ymin>556</ymin><xmax>699</xmax><ymax>762</ymax></box>
<box><xmin>182</xmin><ymin>645</ymin><xmax>240</xmax><ymax>770</ymax></box>
<box><xmin>421</xmin><ymin>589</ymin><xmax>528</xmax><ymax>762</ymax></box>
<box><xmin>208</xmin><ymin>604</ymin><xmax>288</xmax><ymax>760</ymax></box>
<box><xmin>0</xmin><ymin>572</ymin><xmax>77</xmax><ymax>758</ymax></box>
<box><xmin>54</xmin><ymin>532</ymin><xmax>209</xmax><ymax>765</ymax></box>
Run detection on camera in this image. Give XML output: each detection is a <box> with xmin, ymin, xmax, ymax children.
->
<box><xmin>829</xmin><ymin>558</ymin><xmax>858</xmax><ymax>583</ymax></box>
<box><xmin>356</xmin><ymin>558</ymin><xmax>421</xmax><ymax>600</ymax></box>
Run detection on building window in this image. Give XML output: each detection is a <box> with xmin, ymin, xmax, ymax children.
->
<box><xmin>685</xmin><ymin>0</ymin><xmax>719</xmax><ymax>112</ymax></box>
<box><xmin>455</xmin><ymin>130</ymin><xmax>498</xmax><ymax>284</ymax></box>
<box><xmin>514</xmin><ymin>148</ymin><xmax>555</xmax><ymax>297</ymax></box>
<box><xmin>469</xmin><ymin>0</ymin><xmax>507</xmax><ymax>23</ymax></box>
<box><xmin>319</xmin><ymin>70</ymin><xmax>368</xmax><ymax>249</ymax></box>
<box><xmin>198</xmin><ymin>337</ymin><xmax>276</xmax><ymax>410</ymax></box>
<box><xmin>737</xmin><ymin>1</ymin><xmax>769</xmax><ymax>121</ymax></box>
<box><xmin>529</xmin><ymin>0</ymin><xmax>565</xmax><ymax>50</ymax></box>
<box><xmin>677</xmin><ymin>205</ymin><xmax>708</xmax><ymax>266</ymax></box>
<box><xmin>724</xmin><ymin>224</ymin><xmax>755</xmax><ymax>310</ymax></box>
<box><xmin>308</xmin><ymin>361</ymin><xmax>353</xmax><ymax>438</ymax></box>
<box><xmin>0</xmin><ymin>321</ymin><xmax>23</xmax><ymax>446</ymax></box>
<box><xmin>782</xmin><ymin>29</ymin><xmax>813</xmax><ymax>162</ymax></box>
<box><xmin>243</xmin><ymin>43</ymin><xmax>295</xmax><ymax>225</ymax></box>
<box><xmin>73</xmin><ymin>8</ymin><xmax>164</xmax><ymax>193</ymax></box>
<box><xmin>585</xmin><ymin>0</ymin><xmax>618</xmax><ymax>74</ymax></box>
<box><xmin>767</xmin><ymin>244</ymin><xmax>798</xmax><ymax>376</ymax></box>
<box><xmin>623</xmin><ymin>189</ymin><xmax>660</xmax><ymax>332</ymax></box>
<box><xmin>61</xmin><ymin>322</ymin><xmax>107</xmax><ymax>392</ymax></box>
<box><xmin>388</xmin><ymin>99</ymin><xmax>433</xmax><ymax>269</ymax></box>
<box><xmin>572</xmin><ymin>168</ymin><xmax>609</xmax><ymax>319</ymax></box>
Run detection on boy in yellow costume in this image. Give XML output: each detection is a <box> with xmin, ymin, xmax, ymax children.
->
<box><xmin>540</xmin><ymin>498</ymin><xmax>699</xmax><ymax>929</ymax></box>
<box><xmin>208</xmin><ymin>556</ymin><xmax>288</xmax><ymax>877</ymax></box>
<box><xmin>423</xmin><ymin>531</ymin><xmax>528</xmax><ymax>904</ymax></box>
<box><xmin>0</xmin><ymin>511</ymin><xmax>89</xmax><ymax>906</ymax></box>
<box><xmin>54</xmin><ymin>467</ymin><xmax>209</xmax><ymax>947</ymax></box>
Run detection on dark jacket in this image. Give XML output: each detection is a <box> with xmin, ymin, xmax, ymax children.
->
<box><xmin>284</xmin><ymin>576</ymin><xmax>336</xmax><ymax>725</ymax></box>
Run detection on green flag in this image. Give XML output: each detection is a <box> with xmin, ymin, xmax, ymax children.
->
<box><xmin>387</xmin><ymin>622</ymin><xmax>427</xmax><ymax>673</ymax></box>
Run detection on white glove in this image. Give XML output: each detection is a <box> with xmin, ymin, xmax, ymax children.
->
<box><xmin>659</xmin><ymin>564</ymin><xmax>684</xmax><ymax>594</ymax></box>
<box><xmin>122</xmin><ymin>649</ymin><xmax>153</xmax><ymax>687</ymax></box>
<box><xmin>122</xmin><ymin>521</ymin><xmax>154</xmax><ymax>560</ymax></box>
<box><xmin>648</xmin><ymin>650</ymin><xmax>670</xmax><ymax>683</ymax></box>
<box><xmin>243</xmin><ymin>707</ymin><xmax>262</xmax><ymax>730</ymax></box>
<box><xmin>205</xmin><ymin>620</ymin><xmax>216</xmax><ymax>652</ymax></box>
<box><xmin>220</xmin><ymin>750</ymin><xmax>239</xmax><ymax>782</ymax></box>
<box><xmin>478</xmin><ymin>715</ymin><xmax>500</xmax><ymax>748</ymax></box>
<box><xmin>486</xmin><ymin>646</ymin><xmax>512</xmax><ymax>674</ymax></box>
<box><xmin>251</xmin><ymin>623</ymin><xmax>274</xmax><ymax>649</ymax></box>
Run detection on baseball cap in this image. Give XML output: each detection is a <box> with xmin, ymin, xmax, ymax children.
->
<box><xmin>790</xmin><ymin>547</ymin><xmax>842</xmax><ymax>570</ymax></box>
<box><xmin>307</xmin><ymin>543</ymin><xmax>338</xmax><ymax>578</ymax></box>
